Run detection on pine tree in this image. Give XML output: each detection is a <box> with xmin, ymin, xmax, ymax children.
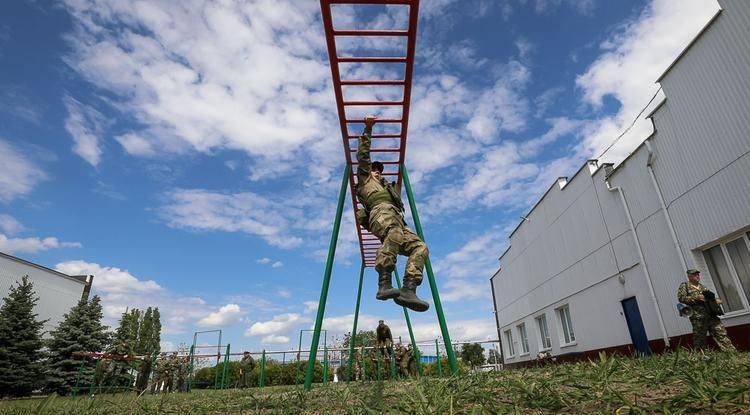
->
<box><xmin>45</xmin><ymin>296</ymin><xmax>109</xmax><ymax>396</ymax></box>
<box><xmin>137</xmin><ymin>308</ymin><xmax>153</xmax><ymax>356</ymax></box>
<box><xmin>151</xmin><ymin>308</ymin><xmax>161</xmax><ymax>353</ymax></box>
<box><xmin>0</xmin><ymin>276</ymin><xmax>46</xmax><ymax>397</ymax></box>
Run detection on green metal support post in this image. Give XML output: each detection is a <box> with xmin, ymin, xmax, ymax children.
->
<box><xmin>435</xmin><ymin>338</ymin><xmax>442</xmax><ymax>378</ymax></box>
<box><xmin>377</xmin><ymin>350</ymin><xmax>382</xmax><ymax>381</ymax></box>
<box><xmin>72</xmin><ymin>360</ymin><xmax>86</xmax><ymax>397</ymax></box>
<box><xmin>221</xmin><ymin>344</ymin><xmax>231</xmax><ymax>389</ymax></box>
<box><xmin>304</xmin><ymin>165</ymin><xmax>350</xmax><ymax>391</ymax></box>
<box><xmin>259</xmin><ymin>350</ymin><xmax>266</xmax><ymax>388</ymax></box>
<box><xmin>323</xmin><ymin>344</ymin><xmax>328</xmax><ymax>385</ymax></box>
<box><xmin>401</xmin><ymin>165</ymin><xmax>459</xmax><ymax>375</ymax></box>
<box><xmin>394</xmin><ymin>268</ymin><xmax>422</xmax><ymax>376</ymax></box>
<box><xmin>390</xmin><ymin>352</ymin><xmax>396</xmax><ymax>380</ymax></box>
<box><xmin>346</xmin><ymin>263</ymin><xmax>366</xmax><ymax>382</ymax></box>
<box><xmin>187</xmin><ymin>345</ymin><xmax>195</xmax><ymax>392</ymax></box>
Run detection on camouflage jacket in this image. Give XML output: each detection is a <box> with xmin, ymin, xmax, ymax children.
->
<box><xmin>376</xmin><ymin>324</ymin><xmax>393</xmax><ymax>343</ymax></box>
<box><xmin>678</xmin><ymin>281</ymin><xmax>711</xmax><ymax>319</ymax></box>
<box><xmin>356</xmin><ymin>126</ymin><xmax>404</xmax><ymax>212</ymax></box>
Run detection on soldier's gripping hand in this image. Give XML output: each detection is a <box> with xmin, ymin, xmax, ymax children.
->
<box><xmin>364</xmin><ymin>115</ymin><xmax>377</xmax><ymax>128</ymax></box>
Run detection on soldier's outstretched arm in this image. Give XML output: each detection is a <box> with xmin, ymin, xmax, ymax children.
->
<box><xmin>357</xmin><ymin>117</ymin><xmax>376</xmax><ymax>179</ymax></box>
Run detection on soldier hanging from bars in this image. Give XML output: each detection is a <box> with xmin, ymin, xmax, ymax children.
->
<box><xmin>355</xmin><ymin>116</ymin><xmax>430</xmax><ymax>312</ymax></box>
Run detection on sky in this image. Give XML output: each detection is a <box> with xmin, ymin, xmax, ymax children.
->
<box><xmin>0</xmin><ymin>0</ymin><xmax>720</xmax><ymax>354</ymax></box>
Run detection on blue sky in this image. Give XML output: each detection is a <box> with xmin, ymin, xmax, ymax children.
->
<box><xmin>0</xmin><ymin>0</ymin><xmax>719</xmax><ymax>352</ymax></box>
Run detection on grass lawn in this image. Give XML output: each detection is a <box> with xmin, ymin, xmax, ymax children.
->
<box><xmin>2</xmin><ymin>350</ymin><xmax>748</xmax><ymax>414</ymax></box>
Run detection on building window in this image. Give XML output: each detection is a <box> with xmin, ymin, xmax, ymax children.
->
<box><xmin>517</xmin><ymin>323</ymin><xmax>529</xmax><ymax>355</ymax></box>
<box><xmin>504</xmin><ymin>329</ymin><xmax>515</xmax><ymax>357</ymax></box>
<box><xmin>535</xmin><ymin>314</ymin><xmax>551</xmax><ymax>350</ymax></box>
<box><xmin>703</xmin><ymin>233</ymin><xmax>750</xmax><ymax>312</ymax></box>
<box><xmin>557</xmin><ymin>305</ymin><xmax>576</xmax><ymax>345</ymax></box>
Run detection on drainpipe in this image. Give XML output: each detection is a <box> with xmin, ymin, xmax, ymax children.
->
<box><xmin>489</xmin><ymin>272</ymin><xmax>504</xmax><ymax>361</ymax></box>
<box><xmin>606</xmin><ymin>180</ymin><xmax>670</xmax><ymax>348</ymax></box>
<box><xmin>645</xmin><ymin>139</ymin><xmax>688</xmax><ymax>273</ymax></box>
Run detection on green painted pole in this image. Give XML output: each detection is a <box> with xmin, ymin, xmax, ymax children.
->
<box><xmin>394</xmin><ymin>269</ymin><xmax>422</xmax><ymax>376</ymax></box>
<box><xmin>323</xmin><ymin>344</ymin><xmax>328</xmax><ymax>385</ymax></box>
<box><xmin>361</xmin><ymin>348</ymin><xmax>366</xmax><ymax>381</ymax></box>
<box><xmin>72</xmin><ymin>359</ymin><xmax>86</xmax><ymax>397</ymax></box>
<box><xmin>436</xmin><ymin>338</ymin><xmax>442</xmax><ymax>378</ymax></box>
<box><xmin>390</xmin><ymin>352</ymin><xmax>396</xmax><ymax>380</ymax></box>
<box><xmin>401</xmin><ymin>165</ymin><xmax>459</xmax><ymax>375</ymax></box>
<box><xmin>187</xmin><ymin>345</ymin><xmax>195</xmax><ymax>392</ymax></box>
<box><xmin>221</xmin><ymin>344</ymin><xmax>231</xmax><ymax>389</ymax></box>
<box><xmin>259</xmin><ymin>350</ymin><xmax>266</xmax><ymax>388</ymax></box>
<box><xmin>304</xmin><ymin>164</ymin><xmax>351</xmax><ymax>391</ymax></box>
<box><xmin>89</xmin><ymin>358</ymin><xmax>101</xmax><ymax>395</ymax></box>
<box><xmin>346</xmin><ymin>263</ymin><xmax>366</xmax><ymax>383</ymax></box>
<box><xmin>377</xmin><ymin>350</ymin><xmax>382</xmax><ymax>381</ymax></box>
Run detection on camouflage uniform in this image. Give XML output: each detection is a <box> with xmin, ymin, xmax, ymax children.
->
<box><xmin>376</xmin><ymin>321</ymin><xmax>393</xmax><ymax>357</ymax></box>
<box><xmin>394</xmin><ymin>343</ymin><xmax>416</xmax><ymax>378</ymax></box>
<box><xmin>356</xmin><ymin>124</ymin><xmax>429</xmax><ymax>284</ymax></box>
<box><xmin>678</xmin><ymin>280</ymin><xmax>735</xmax><ymax>351</ymax></box>
<box><xmin>239</xmin><ymin>352</ymin><xmax>255</xmax><ymax>388</ymax></box>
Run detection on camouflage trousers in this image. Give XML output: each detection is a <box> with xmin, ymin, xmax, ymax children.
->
<box><xmin>690</xmin><ymin>315</ymin><xmax>735</xmax><ymax>351</ymax></box>
<box><xmin>368</xmin><ymin>204</ymin><xmax>429</xmax><ymax>283</ymax></box>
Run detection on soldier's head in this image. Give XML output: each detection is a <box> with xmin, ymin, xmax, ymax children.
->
<box><xmin>378</xmin><ymin>320</ymin><xmax>384</xmax><ymax>325</ymax></box>
<box><xmin>371</xmin><ymin>161</ymin><xmax>384</xmax><ymax>181</ymax></box>
<box><xmin>243</xmin><ymin>351</ymin><xmax>250</xmax><ymax>356</ymax></box>
<box><xmin>687</xmin><ymin>269</ymin><xmax>701</xmax><ymax>283</ymax></box>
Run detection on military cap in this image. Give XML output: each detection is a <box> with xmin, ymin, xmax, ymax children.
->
<box><xmin>686</xmin><ymin>268</ymin><xmax>700</xmax><ymax>275</ymax></box>
<box><xmin>371</xmin><ymin>161</ymin><xmax>384</xmax><ymax>173</ymax></box>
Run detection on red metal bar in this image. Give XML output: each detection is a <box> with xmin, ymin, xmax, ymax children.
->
<box><xmin>334</xmin><ymin>29</ymin><xmax>409</xmax><ymax>36</ymax></box>
<box><xmin>321</xmin><ymin>0</ymin><xmax>419</xmax><ymax>266</ymax></box>
<box><xmin>337</xmin><ymin>56</ymin><xmax>406</xmax><ymax>63</ymax></box>
<box><xmin>343</xmin><ymin>100</ymin><xmax>403</xmax><ymax>106</ymax></box>
<box><xmin>341</xmin><ymin>80</ymin><xmax>405</xmax><ymax>85</ymax></box>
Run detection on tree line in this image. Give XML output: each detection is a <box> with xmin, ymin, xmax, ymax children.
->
<box><xmin>0</xmin><ymin>276</ymin><xmax>162</xmax><ymax>397</ymax></box>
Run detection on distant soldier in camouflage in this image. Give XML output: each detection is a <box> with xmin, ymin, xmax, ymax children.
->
<box><xmin>394</xmin><ymin>343</ymin><xmax>417</xmax><ymax>378</ymax></box>
<box><xmin>356</xmin><ymin>116</ymin><xmax>429</xmax><ymax>312</ymax></box>
<box><xmin>376</xmin><ymin>320</ymin><xmax>394</xmax><ymax>358</ymax></box>
<box><xmin>151</xmin><ymin>352</ymin><xmax>167</xmax><ymax>393</ymax></box>
<box><xmin>677</xmin><ymin>269</ymin><xmax>735</xmax><ymax>351</ymax></box>
<box><xmin>239</xmin><ymin>351</ymin><xmax>255</xmax><ymax>388</ymax></box>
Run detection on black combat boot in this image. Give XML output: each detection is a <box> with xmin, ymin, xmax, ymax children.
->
<box><xmin>394</xmin><ymin>276</ymin><xmax>429</xmax><ymax>312</ymax></box>
<box><xmin>376</xmin><ymin>272</ymin><xmax>400</xmax><ymax>300</ymax></box>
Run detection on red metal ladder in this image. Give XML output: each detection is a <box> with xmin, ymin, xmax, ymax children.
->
<box><xmin>320</xmin><ymin>0</ymin><xmax>420</xmax><ymax>268</ymax></box>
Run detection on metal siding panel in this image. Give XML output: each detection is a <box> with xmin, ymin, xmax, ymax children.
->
<box><xmin>0</xmin><ymin>256</ymin><xmax>84</xmax><ymax>335</ymax></box>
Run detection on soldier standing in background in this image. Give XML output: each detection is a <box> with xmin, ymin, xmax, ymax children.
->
<box><xmin>376</xmin><ymin>320</ymin><xmax>394</xmax><ymax>358</ymax></box>
<box><xmin>356</xmin><ymin>116</ymin><xmax>430</xmax><ymax>312</ymax></box>
<box><xmin>239</xmin><ymin>351</ymin><xmax>255</xmax><ymax>388</ymax></box>
<box><xmin>677</xmin><ymin>269</ymin><xmax>736</xmax><ymax>351</ymax></box>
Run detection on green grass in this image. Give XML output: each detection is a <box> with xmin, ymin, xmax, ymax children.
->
<box><xmin>2</xmin><ymin>350</ymin><xmax>748</xmax><ymax>414</ymax></box>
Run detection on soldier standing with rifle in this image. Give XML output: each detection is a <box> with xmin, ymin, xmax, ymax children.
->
<box><xmin>677</xmin><ymin>269</ymin><xmax>735</xmax><ymax>351</ymax></box>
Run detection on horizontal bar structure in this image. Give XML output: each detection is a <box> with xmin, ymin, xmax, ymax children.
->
<box><xmin>320</xmin><ymin>0</ymin><xmax>419</xmax><ymax>267</ymax></box>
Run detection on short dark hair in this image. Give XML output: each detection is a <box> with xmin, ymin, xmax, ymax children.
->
<box><xmin>371</xmin><ymin>161</ymin><xmax>384</xmax><ymax>173</ymax></box>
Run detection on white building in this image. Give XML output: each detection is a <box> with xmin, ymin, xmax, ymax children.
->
<box><xmin>0</xmin><ymin>252</ymin><xmax>93</xmax><ymax>335</ymax></box>
<box><xmin>490</xmin><ymin>0</ymin><xmax>750</xmax><ymax>366</ymax></box>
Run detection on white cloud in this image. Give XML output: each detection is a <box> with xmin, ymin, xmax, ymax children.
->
<box><xmin>276</xmin><ymin>289</ymin><xmax>291</xmax><ymax>298</ymax></box>
<box><xmin>303</xmin><ymin>301</ymin><xmax>318</xmax><ymax>314</ymax></box>
<box><xmin>271</xmin><ymin>261</ymin><xmax>283</xmax><ymax>269</ymax></box>
<box><xmin>246</xmin><ymin>313</ymin><xmax>304</xmax><ymax>337</ymax></box>
<box><xmin>0</xmin><ymin>214</ymin><xmax>24</xmax><ymax>235</ymax></box>
<box><xmin>0</xmin><ymin>139</ymin><xmax>47</xmax><ymax>202</ymax></box>
<box><xmin>435</xmin><ymin>229</ymin><xmax>507</xmax><ymax>279</ymax></box>
<box><xmin>62</xmin><ymin>0</ymin><xmax>335</xmax><ymax>165</ymax></box>
<box><xmin>261</xmin><ymin>335</ymin><xmax>290</xmax><ymax>344</ymax></box>
<box><xmin>160</xmin><ymin>340</ymin><xmax>175</xmax><ymax>352</ymax></box>
<box><xmin>158</xmin><ymin>189</ymin><xmax>303</xmax><ymax>249</ymax></box>
<box><xmin>63</xmin><ymin>96</ymin><xmax>106</xmax><ymax>166</ymax></box>
<box><xmin>256</xmin><ymin>257</ymin><xmax>272</xmax><ymax>265</ymax></box>
<box><xmin>55</xmin><ymin>259</ymin><xmax>230</xmax><ymax>335</ymax></box>
<box><xmin>575</xmin><ymin>0</ymin><xmax>720</xmax><ymax>161</ymax></box>
<box><xmin>115</xmin><ymin>133</ymin><xmax>155</xmax><ymax>156</ymax></box>
<box><xmin>0</xmin><ymin>235</ymin><xmax>81</xmax><ymax>254</ymax></box>
<box><xmin>198</xmin><ymin>303</ymin><xmax>243</xmax><ymax>327</ymax></box>
<box><xmin>56</xmin><ymin>260</ymin><xmax>161</xmax><ymax>294</ymax></box>
<box><xmin>441</xmin><ymin>279</ymin><xmax>492</xmax><ymax>302</ymax></box>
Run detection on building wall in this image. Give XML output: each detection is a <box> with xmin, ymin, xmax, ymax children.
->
<box><xmin>492</xmin><ymin>0</ymin><xmax>750</xmax><ymax>364</ymax></box>
<box><xmin>0</xmin><ymin>253</ymin><xmax>86</xmax><ymax>335</ymax></box>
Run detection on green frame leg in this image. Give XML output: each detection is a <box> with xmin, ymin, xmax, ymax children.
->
<box><xmin>304</xmin><ymin>165</ymin><xmax>351</xmax><ymax>390</ymax></box>
<box><xmin>402</xmin><ymin>165</ymin><xmax>459</xmax><ymax>375</ymax></box>
<box><xmin>394</xmin><ymin>269</ymin><xmax>422</xmax><ymax>376</ymax></box>
<box><xmin>346</xmin><ymin>263</ymin><xmax>366</xmax><ymax>382</ymax></box>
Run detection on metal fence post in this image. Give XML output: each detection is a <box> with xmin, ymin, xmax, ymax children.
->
<box><xmin>436</xmin><ymin>338</ymin><xmax>442</xmax><ymax>378</ymax></box>
<box><xmin>259</xmin><ymin>350</ymin><xmax>266</xmax><ymax>388</ymax></box>
<box><xmin>304</xmin><ymin>164</ymin><xmax>351</xmax><ymax>390</ymax></box>
<box><xmin>401</xmin><ymin>165</ymin><xmax>459</xmax><ymax>375</ymax></box>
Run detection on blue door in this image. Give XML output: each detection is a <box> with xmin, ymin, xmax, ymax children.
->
<box><xmin>621</xmin><ymin>297</ymin><xmax>651</xmax><ymax>356</ymax></box>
